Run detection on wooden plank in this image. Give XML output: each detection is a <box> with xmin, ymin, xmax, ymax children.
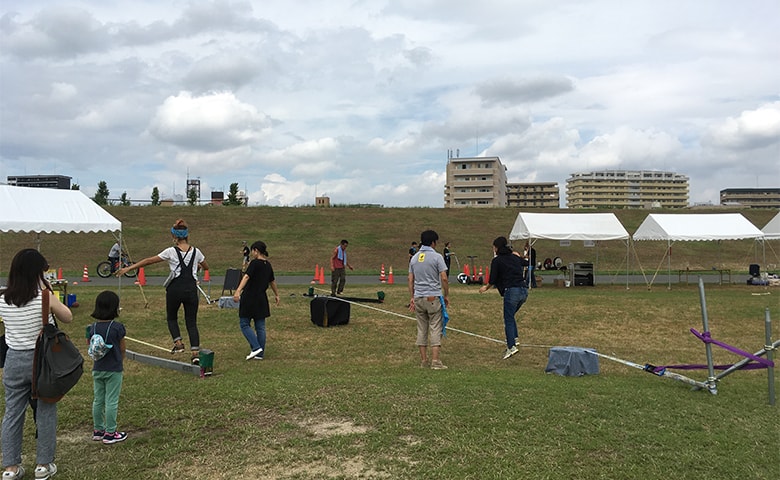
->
<box><xmin>126</xmin><ymin>349</ymin><xmax>200</xmax><ymax>376</ymax></box>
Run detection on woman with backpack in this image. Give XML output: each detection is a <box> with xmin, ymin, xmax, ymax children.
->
<box><xmin>1</xmin><ymin>249</ymin><xmax>73</xmax><ymax>480</ymax></box>
<box><xmin>117</xmin><ymin>218</ymin><xmax>209</xmax><ymax>365</ymax></box>
<box><xmin>86</xmin><ymin>290</ymin><xmax>127</xmax><ymax>445</ymax></box>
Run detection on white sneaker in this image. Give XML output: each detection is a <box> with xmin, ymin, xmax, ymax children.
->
<box><xmin>503</xmin><ymin>345</ymin><xmax>519</xmax><ymax>360</ymax></box>
<box><xmin>246</xmin><ymin>348</ymin><xmax>263</xmax><ymax>360</ymax></box>
<box><xmin>2</xmin><ymin>466</ymin><xmax>24</xmax><ymax>480</ymax></box>
<box><xmin>34</xmin><ymin>463</ymin><xmax>56</xmax><ymax>480</ymax></box>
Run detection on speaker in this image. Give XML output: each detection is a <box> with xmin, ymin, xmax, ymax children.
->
<box><xmin>749</xmin><ymin>264</ymin><xmax>760</xmax><ymax>277</ymax></box>
<box><xmin>310</xmin><ymin>297</ymin><xmax>350</xmax><ymax>327</ymax></box>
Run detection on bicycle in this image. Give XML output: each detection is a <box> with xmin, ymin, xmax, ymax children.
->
<box><xmin>96</xmin><ymin>255</ymin><xmax>137</xmax><ymax>278</ymax></box>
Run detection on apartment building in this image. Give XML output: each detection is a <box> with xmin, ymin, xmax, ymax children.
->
<box><xmin>506</xmin><ymin>182</ymin><xmax>560</xmax><ymax>208</ymax></box>
<box><xmin>444</xmin><ymin>156</ymin><xmax>507</xmax><ymax>208</ymax></box>
<box><xmin>566</xmin><ymin>170</ymin><xmax>689</xmax><ymax>208</ymax></box>
<box><xmin>720</xmin><ymin>188</ymin><xmax>780</xmax><ymax>208</ymax></box>
<box><xmin>6</xmin><ymin>175</ymin><xmax>72</xmax><ymax>189</ymax></box>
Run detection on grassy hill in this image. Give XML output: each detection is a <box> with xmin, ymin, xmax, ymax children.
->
<box><xmin>1</xmin><ymin>206</ymin><xmax>777</xmax><ymax>278</ymax></box>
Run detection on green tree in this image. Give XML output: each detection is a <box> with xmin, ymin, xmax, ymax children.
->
<box><xmin>225</xmin><ymin>182</ymin><xmax>243</xmax><ymax>206</ymax></box>
<box><xmin>187</xmin><ymin>187</ymin><xmax>198</xmax><ymax>206</ymax></box>
<box><xmin>93</xmin><ymin>181</ymin><xmax>109</xmax><ymax>205</ymax></box>
<box><xmin>119</xmin><ymin>192</ymin><xmax>131</xmax><ymax>206</ymax></box>
<box><xmin>71</xmin><ymin>184</ymin><xmax>80</xmax><ymax>190</ymax></box>
<box><xmin>151</xmin><ymin>187</ymin><xmax>160</xmax><ymax>206</ymax></box>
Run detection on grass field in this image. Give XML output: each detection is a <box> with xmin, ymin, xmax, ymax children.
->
<box><xmin>2</xmin><ymin>279</ymin><xmax>778</xmax><ymax>479</ymax></box>
<box><xmin>1</xmin><ymin>206</ymin><xmax>778</xmax><ymax>478</ymax></box>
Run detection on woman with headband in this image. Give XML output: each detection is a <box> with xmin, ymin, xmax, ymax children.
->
<box><xmin>118</xmin><ymin>219</ymin><xmax>209</xmax><ymax>365</ymax></box>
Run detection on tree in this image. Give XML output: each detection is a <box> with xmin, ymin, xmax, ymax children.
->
<box><xmin>187</xmin><ymin>187</ymin><xmax>198</xmax><ymax>206</ymax></box>
<box><xmin>225</xmin><ymin>182</ymin><xmax>243</xmax><ymax>206</ymax></box>
<box><xmin>71</xmin><ymin>184</ymin><xmax>80</xmax><ymax>190</ymax></box>
<box><xmin>151</xmin><ymin>187</ymin><xmax>160</xmax><ymax>206</ymax></box>
<box><xmin>119</xmin><ymin>192</ymin><xmax>131</xmax><ymax>206</ymax></box>
<box><xmin>93</xmin><ymin>181</ymin><xmax>109</xmax><ymax>205</ymax></box>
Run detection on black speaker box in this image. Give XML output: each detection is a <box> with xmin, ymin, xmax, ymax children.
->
<box><xmin>310</xmin><ymin>297</ymin><xmax>350</xmax><ymax>327</ymax></box>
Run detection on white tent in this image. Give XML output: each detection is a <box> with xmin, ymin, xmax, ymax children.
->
<box><xmin>0</xmin><ymin>185</ymin><xmax>122</xmax><ymax>289</ymax></box>
<box><xmin>0</xmin><ymin>185</ymin><xmax>121</xmax><ymax>234</ymax></box>
<box><xmin>509</xmin><ymin>212</ymin><xmax>630</xmax><ymax>287</ymax></box>
<box><xmin>761</xmin><ymin>212</ymin><xmax>780</xmax><ymax>240</ymax></box>
<box><xmin>633</xmin><ymin>213</ymin><xmax>763</xmax><ymax>242</ymax></box>
<box><xmin>509</xmin><ymin>212</ymin><xmax>630</xmax><ymax>241</ymax></box>
<box><xmin>632</xmin><ymin>213</ymin><xmax>764</xmax><ymax>288</ymax></box>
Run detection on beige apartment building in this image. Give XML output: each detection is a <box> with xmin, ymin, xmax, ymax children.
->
<box><xmin>566</xmin><ymin>170</ymin><xmax>689</xmax><ymax>208</ymax></box>
<box><xmin>720</xmin><ymin>188</ymin><xmax>780</xmax><ymax>208</ymax></box>
<box><xmin>506</xmin><ymin>182</ymin><xmax>560</xmax><ymax>208</ymax></box>
<box><xmin>444</xmin><ymin>156</ymin><xmax>507</xmax><ymax>208</ymax></box>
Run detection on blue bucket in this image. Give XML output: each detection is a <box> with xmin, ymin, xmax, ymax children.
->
<box><xmin>66</xmin><ymin>293</ymin><xmax>77</xmax><ymax>307</ymax></box>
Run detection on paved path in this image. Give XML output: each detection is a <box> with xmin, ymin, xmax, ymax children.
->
<box><xmin>61</xmin><ymin>272</ymin><xmax>746</xmax><ymax>289</ymax></box>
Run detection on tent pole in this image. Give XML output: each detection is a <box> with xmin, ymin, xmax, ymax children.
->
<box><xmin>667</xmin><ymin>240</ymin><xmax>671</xmax><ymax>290</ymax></box>
<box><xmin>626</xmin><ymin>238</ymin><xmax>630</xmax><ymax>290</ymax></box>
<box><xmin>765</xmin><ymin>308</ymin><xmax>776</xmax><ymax>406</ymax></box>
<box><xmin>697</xmin><ymin>278</ymin><xmax>717</xmax><ymax>393</ymax></box>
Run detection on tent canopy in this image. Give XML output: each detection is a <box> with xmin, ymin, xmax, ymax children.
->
<box><xmin>762</xmin><ymin>212</ymin><xmax>780</xmax><ymax>240</ymax></box>
<box><xmin>0</xmin><ymin>185</ymin><xmax>121</xmax><ymax>233</ymax></box>
<box><xmin>632</xmin><ymin>213</ymin><xmax>764</xmax><ymax>242</ymax></box>
<box><xmin>509</xmin><ymin>212</ymin><xmax>629</xmax><ymax>241</ymax></box>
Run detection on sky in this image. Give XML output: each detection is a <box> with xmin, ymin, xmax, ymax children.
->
<box><xmin>1</xmin><ymin>0</ymin><xmax>779</xmax><ymax>207</ymax></box>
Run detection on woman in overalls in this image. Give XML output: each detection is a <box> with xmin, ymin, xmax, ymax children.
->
<box><xmin>117</xmin><ymin>219</ymin><xmax>209</xmax><ymax>365</ymax></box>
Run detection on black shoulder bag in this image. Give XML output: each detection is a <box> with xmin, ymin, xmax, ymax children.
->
<box><xmin>32</xmin><ymin>290</ymin><xmax>84</xmax><ymax>403</ymax></box>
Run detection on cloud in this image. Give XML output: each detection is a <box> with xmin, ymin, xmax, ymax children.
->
<box><xmin>703</xmin><ymin>101</ymin><xmax>780</xmax><ymax>151</ymax></box>
<box><xmin>148</xmin><ymin>91</ymin><xmax>272</xmax><ymax>152</ymax></box>
<box><xmin>475</xmin><ymin>76</ymin><xmax>574</xmax><ymax>107</ymax></box>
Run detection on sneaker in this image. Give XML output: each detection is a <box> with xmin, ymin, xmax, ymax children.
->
<box><xmin>92</xmin><ymin>429</ymin><xmax>105</xmax><ymax>441</ymax></box>
<box><xmin>420</xmin><ymin>360</ymin><xmax>428</xmax><ymax>368</ymax></box>
<box><xmin>102</xmin><ymin>431</ymin><xmax>128</xmax><ymax>444</ymax></box>
<box><xmin>503</xmin><ymin>345</ymin><xmax>519</xmax><ymax>360</ymax></box>
<box><xmin>253</xmin><ymin>356</ymin><xmax>264</xmax><ymax>360</ymax></box>
<box><xmin>2</xmin><ymin>466</ymin><xmax>24</xmax><ymax>479</ymax></box>
<box><xmin>245</xmin><ymin>348</ymin><xmax>264</xmax><ymax>360</ymax></box>
<box><xmin>171</xmin><ymin>342</ymin><xmax>185</xmax><ymax>354</ymax></box>
<box><xmin>34</xmin><ymin>463</ymin><xmax>56</xmax><ymax>480</ymax></box>
<box><xmin>191</xmin><ymin>356</ymin><xmax>200</xmax><ymax>366</ymax></box>
<box><xmin>430</xmin><ymin>360</ymin><xmax>448</xmax><ymax>370</ymax></box>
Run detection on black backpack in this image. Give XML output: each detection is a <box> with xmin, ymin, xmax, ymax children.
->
<box><xmin>32</xmin><ymin>290</ymin><xmax>84</xmax><ymax>403</ymax></box>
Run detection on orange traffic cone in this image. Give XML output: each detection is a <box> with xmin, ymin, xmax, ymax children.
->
<box><xmin>137</xmin><ymin>267</ymin><xmax>146</xmax><ymax>286</ymax></box>
<box><xmin>484</xmin><ymin>266</ymin><xmax>489</xmax><ymax>282</ymax></box>
<box><xmin>388</xmin><ymin>266</ymin><xmax>394</xmax><ymax>285</ymax></box>
<box><xmin>313</xmin><ymin>264</ymin><xmax>320</xmax><ymax>283</ymax></box>
<box><xmin>203</xmin><ymin>269</ymin><xmax>210</xmax><ymax>282</ymax></box>
<box><xmin>318</xmin><ymin>265</ymin><xmax>325</xmax><ymax>284</ymax></box>
<box><xmin>57</xmin><ymin>267</ymin><xmax>63</xmax><ymax>280</ymax></box>
<box><xmin>81</xmin><ymin>265</ymin><xmax>90</xmax><ymax>282</ymax></box>
<box><xmin>380</xmin><ymin>264</ymin><xmax>386</xmax><ymax>283</ymax></box>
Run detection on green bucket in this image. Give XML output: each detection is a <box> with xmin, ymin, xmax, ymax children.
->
<box><xmin>199</xmin><ymin>349</ymin><xmax>215</xmax><ymax>376</ymax></box>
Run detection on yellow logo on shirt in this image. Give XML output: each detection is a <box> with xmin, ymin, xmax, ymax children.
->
<box><xmin>418</xmin><ymin>253</ymin><xmax>425</xmax><ymax>262</ymax></box>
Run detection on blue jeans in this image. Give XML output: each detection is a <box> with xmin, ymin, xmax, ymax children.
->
<box><xmin>240</xmin><ymin>317</ymin><xmax>266</xmax><ymax>354</ymax></box>
<box><xmin>502</xmin><ymin>287</ymin><xmax>528</xmax><ymax>348</ymax></box>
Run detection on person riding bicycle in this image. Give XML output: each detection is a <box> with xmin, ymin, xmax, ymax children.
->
<box><xmin>108</xmin><ymin>242</ymin><xmax>121</xmax><ymax>273</ymax></box>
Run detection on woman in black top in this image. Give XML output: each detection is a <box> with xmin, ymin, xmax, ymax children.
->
<box><xmin>232</xmin><ymin>241</ymin><xmax>280</xmax><ymax>360</ymax></box>
<box><xmin>479</xmin><ymin>237</ymin><xmax>529</xmax><ymax>360</ymax></box>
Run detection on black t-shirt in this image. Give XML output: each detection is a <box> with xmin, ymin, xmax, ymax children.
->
<box><xmin>238</xmin><ymin>259</ymin><xmax>275</xmax><ymax>319</ymax></box>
